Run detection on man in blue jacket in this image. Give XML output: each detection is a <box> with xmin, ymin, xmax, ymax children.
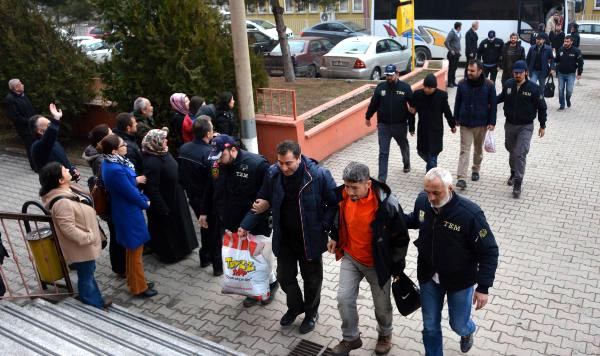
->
<box><xmin>454</xmin><ymin>60</ymin><xmax>496</xmax><ymax>190</ymax></box>
<box><xmin>30</xmin><ymin>103</ymin><xmax>80</xmax><ymax>181</ymax></box>
<box><xmin>526</xmin><ymin>33</ymin><xmax>554</xmax><ymax>90</ymax></box>
<box><xmin>405</xmin><ymin>167</ymin><xmax>499</xmax><ymax>356</ymax></box>
<box><xmin>240</xmin><ymin>140</ymin><xmax>337</xmax><ymax>334</ymax></box>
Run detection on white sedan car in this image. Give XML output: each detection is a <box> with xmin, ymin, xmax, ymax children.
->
<box><xmin>247</xmin><ymin>19</ymin><xmax>293</xmax><ymax>40</ymax></box>
<box><xmin>319</xmin><ymin>36</ymin><xmax>411</xmax><ymax>80</ymax></box>
<box><xmin>79</xmin><ymin>39</ymin><xmax>112</xmax><ymax>63</ymax></box>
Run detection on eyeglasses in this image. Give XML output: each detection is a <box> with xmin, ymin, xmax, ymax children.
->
<box><xmin>118</xmin><ymin>143</ymin><xmax>127</xmax><ymax>148</ymax></box>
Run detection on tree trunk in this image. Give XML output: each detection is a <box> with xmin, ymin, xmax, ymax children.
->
<box><xmin>270</xmin><ymin>1</ymin><xmax>295</xmax><ymax>82</ymax></box>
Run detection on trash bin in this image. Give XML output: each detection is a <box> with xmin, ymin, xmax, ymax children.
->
<box><xmin>22</xmin><ymin>201</ymin><xmax>65</xmax><ymax>284</ymax></box>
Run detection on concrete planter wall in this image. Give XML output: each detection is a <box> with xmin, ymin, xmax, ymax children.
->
<box><xmin>256</xmin><ymin>60</ymin><xmax>448</xmax><ymax>163</ymax></box>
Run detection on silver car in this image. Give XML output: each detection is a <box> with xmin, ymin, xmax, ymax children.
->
<box><xmin>319</xmin><ymin>36</ymin><xmax>411</xmax><ymax>80</ymax></box>
<box><xmin>575</xmin><ymin>21</ymin><xmax>600</xmax><ymax>55</ymax></box>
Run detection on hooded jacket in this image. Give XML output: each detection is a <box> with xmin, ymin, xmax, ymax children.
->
<box><xmin>41</xmin><ymin>184</ymin><xmax>102</xmax><ymax>264</ymax></box>
<box><xmin>454</xmin><ymin>75</ymin><xmax>497</xmax><ymax>127</ymax></box>
<box><xmin>82</xmin><ymin>145</ymin><xmax>103</xmax><ymax>177</ymax></box>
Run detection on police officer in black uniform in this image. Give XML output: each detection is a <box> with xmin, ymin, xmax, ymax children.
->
<box><xmin>365</xmin><ymin>64</ymin><xmax>415</xmax><ymax>182</ymax></box>
<box><xmin>477</xmin><ymin>30</ymin><xmax>504</xmax><ymax>84</ymax></box>
<box><xmin>497</xmin><ymin>60</ymin><xmax>547</xmax><ymax>198</ymax></box>
<box><xmin>200</xmin><ymin>134</ymin><xmax>279</xmax><ymax>307</ymax></box>
<box><xmin>405</xmin><ymin>167</ymin><xmax>499</xmax><ymax>355</ymax></box>
<box><xmin>178</xmin><ymin>117</ymin><xmax>220</xmax><ymax>271</ymax></box>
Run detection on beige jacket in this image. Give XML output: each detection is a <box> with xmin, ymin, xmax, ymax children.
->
<box><xmin>41</xmin><ymin>184</ymin><xmax>102</xmax><ymax>264</ymax></box>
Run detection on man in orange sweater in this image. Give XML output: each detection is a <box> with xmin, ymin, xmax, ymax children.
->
<box><xmin>328</xmin><ymin>162</ymin><xmax>410</xmax><ymax>356</ymax></box>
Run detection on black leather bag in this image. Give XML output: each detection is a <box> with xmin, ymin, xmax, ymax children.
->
<box><xmin>544</xmin><ymin>74</ymin><xmax>555</xmax><ymax>98</ymax></box>
<box><xmin>392</xmin><ymin>272</ymin><xmax>421</xmax><ymax>316</ymax></box>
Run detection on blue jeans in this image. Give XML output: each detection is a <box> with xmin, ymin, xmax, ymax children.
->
<box><xmin>377</xmin><ymin>123</ymin><xmax>410</xmax><ymax>182</ymax></box>
<box><xmin>70</xmin><ymin>260</ymin><xmax>104</xmax><ymax>309</ymax></box>
<box><xmin>529</xmin><ymin>70</ymin><xmax>545</xmax><ymax>90</ymax></box>
<box><xmin>418</xmin><ymin>150</ymin><xmax>438</xmax><ymax>172</ymax></box>
<box><xmin>558</xmin><ymin>72</ymin><xmax>576</xmax><ymax>108</ymax></box>
<box><xmin>420</xmin><ymin>281</ymin><xmax>476</xmax><ymax>356</ymax></box>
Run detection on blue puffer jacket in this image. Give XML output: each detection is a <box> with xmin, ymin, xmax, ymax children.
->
<box><xmin>240</xmin><ymin>155</ymin><xmax>337</xmax><ymax>261</ymax></box>
<box><xmin>454</xmin><ymin>75</ymin><xmax>497</xmax><ymax>128</ymax></box>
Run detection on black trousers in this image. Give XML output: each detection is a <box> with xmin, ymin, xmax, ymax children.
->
<box><xmin>483</xmin><ymin>66</ymin><xmax>498</xmax><ymax>84</ymax></box>
<box><xmin>107</xmin><ymin>218</ymin><xmax>126</xmax><ymax>275</ymax></box>
<box><xmin>276</xmin><ymin>241</ymin><xmax>323</xmax><ymax>317</ymax></box>
<box><xmin>447</xmin><ymin>52</ymin><xmax>460</xmax><ymax>85</ymax></box>
<box><xmin>17</xmin><ymin>132</ymin><xmax>35</xmax><ymax>170</ymax></box>
<box><xmin>200</xmin><ymin>214</ymin><xmax>221</xmax><ymax>268</ymax></box>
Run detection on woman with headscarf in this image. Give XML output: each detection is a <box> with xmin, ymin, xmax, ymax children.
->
<box><xmin>169</xmin><ymin>93</ymin><xmax>190</xmax><ymax>148</ymax></box>
<box><xmin>142</xmin><ymin>128</ymin><xmax>198</xmax><ymax>263</ymax></box>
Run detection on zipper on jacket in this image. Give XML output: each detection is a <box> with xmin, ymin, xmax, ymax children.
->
<box><xmin>297</xmin><ymin>165</ymin><xmax>313</xmax><ymax>260</ymax></box>
<box><xmin>431</xmin><ymin>213</ymin><xmax>437</xmax><ymax>278</ymax></box>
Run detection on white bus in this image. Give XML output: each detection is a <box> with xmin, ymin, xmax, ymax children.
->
<box><xmin>371</xmin><ymin>0</ymin><xmax>576</xmax><ymax>62</ymax></box>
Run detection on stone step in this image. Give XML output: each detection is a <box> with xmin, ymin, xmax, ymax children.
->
<box><xmin>0</xmin><ymin>300</ymin><xmax>101</xmax><ymax>355</ymax></box>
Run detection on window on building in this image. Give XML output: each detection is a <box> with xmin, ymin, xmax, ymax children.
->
<box><xmin>247</xmin><ymin>4</ymin><xmax>257</xmax><ymax>13</ymax></box>
<box><xmin>353</xmin><ymin>0</ymin><xmax>363</xmax><ymax>13</ymax></box>
<box><xmin>339</xmin><ymin>0</ymin><xmax>349</xmax><ymax>12</ymax></box>
<box><xmin>284</xmin><ymin>0</ymin><xmax>294</xmax><ymax>13</ymax></box>
<box><xmin>297</xmin><ymin>1</ymin><xmax>306</xmax><ymax>13</ymax></box>
<box><xmin>596</xmin><ymin>0</ymin><xmax>600</xmax><ymax>10</ymax></box>
<box><xmin>258</xmin><ymin>3</ymin><xmax>268</xmax><ymax>13</ymax></box>
<box><xmin>309</xmin><ymin>2</ymin><xmax>319</xmax><ymax>12</ymax></box>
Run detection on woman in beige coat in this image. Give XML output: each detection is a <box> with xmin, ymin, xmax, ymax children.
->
<box><xmin>39</xmin><ymin>162</ymin><xmax>109</xmax><ymax>309</ymax></box>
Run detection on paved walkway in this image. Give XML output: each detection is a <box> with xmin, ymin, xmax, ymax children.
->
<box><xmin>1</xmin><ymin>60</ymin><xmax>599</xmax><ymax>355</ymax></box>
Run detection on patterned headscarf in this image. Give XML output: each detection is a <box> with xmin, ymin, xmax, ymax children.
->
<box><xmin>170</xmin><ymin>93</ymin><xmax>188</xmax><ymax>115</ymax></box>
<box><xmin>142</xmin><ymin>128</ymin><xmax>169</xmax><ymax>156</ymax></box>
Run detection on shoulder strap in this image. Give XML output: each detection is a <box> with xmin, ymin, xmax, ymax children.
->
<box><xmin>48</xmin><ymin>195</ymin><xmax>76</xmax><ymax>211</ymax></box>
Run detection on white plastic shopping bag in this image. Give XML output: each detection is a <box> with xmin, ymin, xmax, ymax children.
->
<box><xmin>221</xmin><ymin>231</ymin><xmax>274</xmax><ymax>301</ymax></box>
<box><xmin>484</xmin><ymin>130</ymin><xmax>496</xmax><ymax>153</ymax></box>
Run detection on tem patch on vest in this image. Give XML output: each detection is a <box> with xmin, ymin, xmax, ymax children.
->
<box><xmin>211</xmin><ymin>162</ymin><xmax>219</xmax><ymax>178</ymax></box>
<box><xmin>479</xmin><ymin>229</ymin><xmax>488</xmax><ymax>238</ymax></box>
<box><xmin>507</xmin><ymin>88</ymin><xmax>512</xmax><ymax>95</ymax></box>
<box><xmin>381</xmin><ymin>89</ymin><xmax>386</xmax><ymax>97</ymax></box>
<box><xmin>419</xmin><ymin>210</ymin><xmax>425</xmax><ymax>223</ymax></box>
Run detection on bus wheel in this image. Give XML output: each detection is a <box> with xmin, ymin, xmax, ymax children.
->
<box><xmin>415</xmin><ymin>47</ymin><xmax>431</xmax><ymax>67</ymax></box>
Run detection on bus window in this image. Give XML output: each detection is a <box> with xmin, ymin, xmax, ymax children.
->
<box><xmin>518</xmin><ymin>0</ymin><xmax>543</xmax><ymax>43</ymax></box>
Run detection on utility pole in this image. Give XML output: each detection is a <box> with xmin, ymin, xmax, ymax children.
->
<box><xmin>229</xmin><ymin>0</ymin><xmax>258</xmax><ymax>153</ymax></box>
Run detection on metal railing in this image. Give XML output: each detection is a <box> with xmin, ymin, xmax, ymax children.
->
<box><xmin>256</xmin><ymin>88</ymin><xmax>298</xmax><ymax>120</ymax></box>
<box><xmin>0</xmin><ymin>210</ymin><xmax>73</xmax><ymax>300</ymax></box>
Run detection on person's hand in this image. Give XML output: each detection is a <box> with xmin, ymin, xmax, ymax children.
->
<box><xmin>199</xmin><ymin>215</ymin><xmax>208</xmax><ymax>229</ymax></box>
<box><xmin>550</xmin><ymin>70</ymin><xmax>556</xmax><ymax>76</ymax></box>
<box><xmin>136</xmin><ymin>175</ymin><xmax>147</xmax><ymax>185</ymax></box>
<box><xmin>237</xmin><ymin>227</ymin><xmax>248</xmax><ymax>238</ymax></box>
<box><xmin>451</xmin><ymin>127</ymin><xmax>457</xmax><ymax>134</ymax></box>
<box><xmin>327</xmin><ymin>240</ymin><xmax>337</xmax><ymax>254</ymax></box>
<box><xmin>147</xmin><ymin>201</ymin><xmax>151</xmax><ymax>207</ymax></box>
<box><xmin>251</xmin><ymin>199</ymin><xmax>270</xmax><ymax>214</ymax></box>
<box><xmin>365</xmin><ymin>119</ymin><xmax>371</xmax><ymax>127</ymax></box>
<box><xmin>410</xmin><ymin>131</ymin><xmax>415</xmax><ymax>136</ymax></box>
<box><xmin>49</xmin><ymin>103</ymin><xmax>63</xmax><ymax>120</ymax></box>
<box><xmin>473</xmin><ymin>291</ymin><xmax>489</xmax><ymax>310</ymax></box>
<box><xmin>455</xmin><ymin>121</ymin><xmax>460</xmax><ymax>127</ymax></box>
<box><xmin>408</xmin><ymin>106</ymin><xmax>416</xmax><ymax>114</ymax></box>
<box><xmin>70</xmin><ymin>167</ymin><xmax>80</xmax><ymax>182</ymax></box>
<box><xmin>487</xmin><ymin>125</ymin><xmax>495</xmax><ymax>131</ymax></box>
<box><xmin>538</xmin><ymin>127</ymin><xmax>545</xmax><ymax>138</ymax></box>
<box><xmin>576</xmin><ymin>74</ymin><xmax>581</xmax><ymax>80</ymax></box>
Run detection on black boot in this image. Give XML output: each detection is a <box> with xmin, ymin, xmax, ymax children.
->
<box><xmin>512</xmin><ymin>179</ymin><xmax>522</xmax><ymax>198</ymax></box>
<box><xmin>507</xmin><ymin>171</ymin><xmax>515</xmax><ymax>186</ymax></box>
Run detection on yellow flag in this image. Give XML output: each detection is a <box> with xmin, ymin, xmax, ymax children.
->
<box><xmin>396</xmin><ymin>0</ymin><xmax>414</xmax><ymax>34</ymax></box>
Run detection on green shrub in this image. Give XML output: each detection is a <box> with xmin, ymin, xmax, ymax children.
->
<box><xmin>95</xmin><ymin>0</ymin><xmax>268</xmax><ymax>127</ymax></box>
<box><xmin>0</xmin><ymin>0</ymin><xmax>96</xmax><ymax>121</ymax></box>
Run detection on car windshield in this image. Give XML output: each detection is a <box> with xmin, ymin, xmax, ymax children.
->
<box><xmin>329</xmin><ymin>40</ymin><xmax>370</xmax><ymax>54</ymax></box>
<box><xmin>271</xmin><ymin>41</ymin><xmax>305</xmax><ymax>54</ymax></box>
<box><xmin>253</xmin><ymin>20</ymin><xmax>275</xmax><ymax>29</ymax></box>
<box><xmin>342</xmin><ymin>22</ymin><xmax>365</xmax><ymax>32</ymax></box>
<box><xmin>83</xmin><ymin>41</ymin><xmax>104</xmax><ymax>51</ymax></box>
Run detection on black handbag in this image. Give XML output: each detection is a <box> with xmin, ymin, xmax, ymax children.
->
<box><xmin>392</xmin><ymin>272</ymin><xmax>421</xmax><ymax>316</ymax></box>
<box><xmin>544</xmin><ymin>74</ymin><xmax>555</xmax><ymax>98</ymax></box>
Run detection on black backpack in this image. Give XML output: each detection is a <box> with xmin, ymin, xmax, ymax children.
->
<box><xmin>544</xmin><ymin>74</ymin><xmax>555</xmax><ymax>98</ymax></box>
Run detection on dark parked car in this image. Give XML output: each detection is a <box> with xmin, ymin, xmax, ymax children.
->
<box><xmin>248</xmin><ymin>30</ymin><xmax>278</xmax><ymax>54</ymax></box>
<box><xmin>263</xmin><ymin>37</ymin><xmax>334</xmax><ymax>78</ymax></box>
<box><xmin>300</xmin><ymin>21</ymin><xmax>368</xmax><ymax>45</ymax></box>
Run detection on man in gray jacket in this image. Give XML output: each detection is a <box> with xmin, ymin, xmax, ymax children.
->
<box><xmin>445</xmin><ymin>22</ymin><xmax>462</xmax><ymax>87</ymax></box>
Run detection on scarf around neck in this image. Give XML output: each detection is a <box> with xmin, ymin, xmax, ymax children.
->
<box><xmin>104</xmin><ymin>153</ymin><xmax>135</xmax><ymax>171</ymax></box>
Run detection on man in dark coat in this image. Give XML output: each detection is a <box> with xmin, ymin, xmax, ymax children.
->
<box><xmin>113</xmin><ymin>112</ymin><xmax>144</xmax><ymax>174</ymax></box>
<box><xmin>178</xmin><ymin>117</ymin><xmax>219</xmax><ymax>270</ymax></box>
<box><xmin>240</xmin><ymin>140</ymin><xmax>337</xmax><ymax>334</ymax></box>
<box><xmin>549</xmin><ymin>25</ymin><xmax>566</xmax><ymax>53</ymax></box>
<box><xmin>4</xmin><ymin>79</ymin><xmax>37</xmax><ymax>169</ymax></box>
<box><xmin>30</xmin><ymin>103</ymin><xmax>80</xmax><ymax>181</ymax></box>
<box><xmin>530</xmin><ymin>23</ymin><xmax>548</xmax><ymax>46</ymax></box>
<box><xmin>132</xmin><ymin>97</ymin><xmax>156</xmax><ymax>146</ymax></box>
<box><xmin>365</xmin><ymin>64</ymin><xmax>415</xmax><ymax>181</ymax></box>
<box><xmin>500</xmin><ymin>33</ymin><xmax>526</xmax><ymax>84</ymax></box>
<box><xmin>477</xmin><ymin>30</ymin><xmax>504</xmax><ymax>84</ymax></box>
<box><xmin>200</xmin><ymin>134</ymin><xmax>279</xmax><ymax>307</ymax></box>
<box><xmin>410</xmin><ymin>74</ymin><xmax>456</xmax><ymax>172</ymax></box>
<box><xmin>526</xmin><ymin>34</ymin><xmax>554</xmax><ymax>89</ymax></box>
<box><xmin>569</xmin><ymin>23</ymin><xmax>580</xmax><ymax>47</ymax></box>
<box><xmin>464</xmin><ymin>21</ymin><xmax>479</xmax><ymax>78</ymax></box>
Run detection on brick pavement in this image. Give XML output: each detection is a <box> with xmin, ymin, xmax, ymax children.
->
<box><xmin>0</xmin><ymin>60</ymin><xmax>599</xmax><ymax>355</ymax></box>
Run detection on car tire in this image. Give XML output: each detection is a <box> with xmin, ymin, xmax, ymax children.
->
<box><xmin>306</xmin><ymin>65</ymin><xmax>317</xmax><ymax>78</ymax></box>
<box><xmin>415</xmin><ymin>46</ymin><xmax>431</xmax><ymax>67</ymax></box>
<box><xmin>371</xmin><ymin>67</ymin><xmax>381</xmax><ymax>80</ymax></box>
